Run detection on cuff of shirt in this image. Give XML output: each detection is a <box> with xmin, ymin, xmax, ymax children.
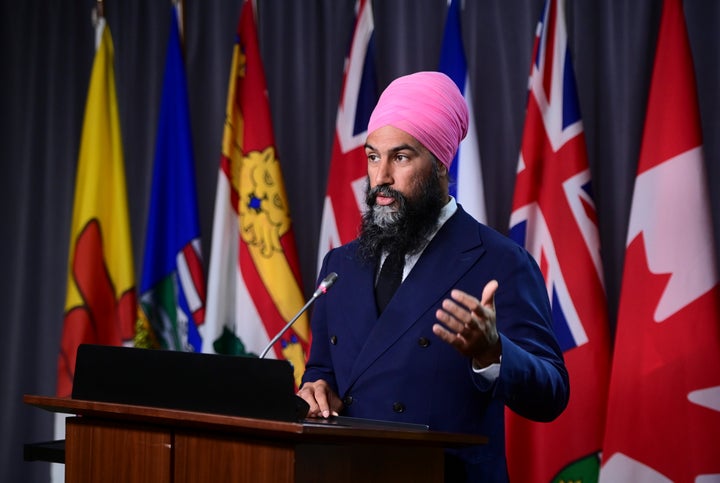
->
<box><xmin>471</xmin><ymin>355</ymin><xmax>502</xmax><ymax>382</ymax></box>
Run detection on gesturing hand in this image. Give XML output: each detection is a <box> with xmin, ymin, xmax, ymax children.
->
<box><xmin>433</xmin><ymin>280</ymin><xmax>502</xmax><ymax>367</ymax></box>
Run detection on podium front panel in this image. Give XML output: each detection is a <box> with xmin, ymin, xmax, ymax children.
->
<box><xmin>174</xmin><ymin>430</ymin><xmax>295</xmax><ymax>483</ymax></box>
<box><xmin>66</xmin><ymin>417</ymin><xmax>172</xmax><ymax>483</ymax></box>
<box><xmin>294</xmin><ymin>443</ymin><xmax>443</xmax><ymax>483</ymax></box>
<box><xmin>25</xmin><ymin>395</ymin><xmax>479</xmax><ymax>483</ymax></box>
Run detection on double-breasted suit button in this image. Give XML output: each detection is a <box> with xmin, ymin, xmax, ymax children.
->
<box><xmin>418</xmin><ymin>337</ymin><xmax>430</xmax><ymax>348</ymax></box>
<box><xmin>330</xmin><ymin>335</ymin><xmax>338</xmax><ymax>345</ymax></box>
<box><xmin>343</xmin><ymin>395</ymin><xmax>354</xmax><ymax>406</ymax></box>
<box><xmin>392</xmin><ymin>402</ymin><xmax>405</xmax><ymax>413</ymax></box>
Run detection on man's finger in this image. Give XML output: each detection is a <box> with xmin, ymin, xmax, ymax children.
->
<box><xmin>437</xmin><ymin>302</ymin><xmax>469</xmax><ymax>331</ymax></box>
<box><xmin>313</xmin><ymin>386</ymin><xmax>332</xmax><ymax>418</ymax></box>
<box><xmin>432</xmin><ymin>322</ymin><xmax>466</xmax><ymax>346</ymax></box>
<box><xmin>481</xmin><ymin>280</ymin><xmax>499</xmax><ymax>307</ymax></box>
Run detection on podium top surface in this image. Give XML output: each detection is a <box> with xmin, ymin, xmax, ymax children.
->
<box><xmin>24</xmin><ymin>394</ymin><xmax>486</xmax><ymax>447</ymax></box>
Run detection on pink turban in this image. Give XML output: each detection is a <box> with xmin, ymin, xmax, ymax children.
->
<box><xmin>367</xmin><ymin>71</ymin><xmax>469</xmax><ymax>169</ymax></box>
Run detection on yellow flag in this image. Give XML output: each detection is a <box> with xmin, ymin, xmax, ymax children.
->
<box><xmin>57</xmin><ymin>19</ymin><xmax>138</xmax><ymax>397</ymax></box>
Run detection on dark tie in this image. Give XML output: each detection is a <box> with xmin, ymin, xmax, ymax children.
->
<box><xmin>375</xmin><ymin>250</ymin><xmax>405</xmax><ymax>314</ymax></box>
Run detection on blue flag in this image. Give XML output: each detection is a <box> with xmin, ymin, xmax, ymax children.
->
<box><xmin>438</xmin><ymin>0</ymin><xmax>487</xmax><ymax>223</ymax></box>
<box><xmin>139</xmin><ymin>5</ymin><xmax>206</xmax><ymax>352</ymax></box>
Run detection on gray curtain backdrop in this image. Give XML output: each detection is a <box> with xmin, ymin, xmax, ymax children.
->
<box><xmin>2</xmin><ymin>1</ymin><xmax>718</xmax><ymax>481</ymax></box>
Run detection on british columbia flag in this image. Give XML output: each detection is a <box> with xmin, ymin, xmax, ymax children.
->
<box><xmin>507</xmin><ymin>1</ymin><xmax>611</xmax><ymax>481</ymax></box>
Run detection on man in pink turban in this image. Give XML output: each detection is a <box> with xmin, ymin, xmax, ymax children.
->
<box><xmin>300</xmin><ymin>71</ymin><xmax>568</xmax><ymax>483</ymax></box>
<box><xmin>368</xmin><ymin>70</ymin><xmax>469</xmax><ymax>170</ymax></box>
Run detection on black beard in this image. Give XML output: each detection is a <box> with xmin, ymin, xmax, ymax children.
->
<box><xmin>357</xmin><ymin>170</ymin><xmax>445</xmax><ymax>263</ymax></box>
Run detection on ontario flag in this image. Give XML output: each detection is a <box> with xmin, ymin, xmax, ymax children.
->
<box><xmin>599</xmin><ymin>0</ymin><xmax>720</xmax><ymax>480</ymax></box>
<box><xmin>438</xmin><ymin>0</ymin><xmax>486</xmax><ymax>223</ymax></box>
<box><xmin>138</xmin><ymin>4</ymin><xmax>205</xmax><ymax>353</ymax></box>
<box><xmin>202</xmin><ymin>1</ymin><xmax>309</xmax><ymax>387</ymax></box>
<box><xmin>316</xmin><ymin>0</ymin><xmax>378</xmax><ymax>270</ymax></box>
<box><xmin>57</xmin><ymin>17</ymin><xmax>138</xmax><ymax>398</ymax></box>
<box><xmin>507</xmin><ymin>0</ymin><xmax>611</xmax><ymax>481</ymax></box>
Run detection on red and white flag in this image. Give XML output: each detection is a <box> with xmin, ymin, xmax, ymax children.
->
<box><xmin>600</xmin><ymin>0</ymin><xmax>720</xmax><ymax>480</ymax></box>
<box><xmin>316</xmin><ymin>0</ymin><xmax>377</xmax><ymax>270</ymax></box>
<box><xmin>508</xmin><ymin>1</ymin><xmax>611</xmax><ymax>480</ymax></box>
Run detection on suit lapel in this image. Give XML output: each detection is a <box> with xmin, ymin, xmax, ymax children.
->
<box><xmin>346</xmin><ymin>208</ymin><xmax>486</xmax><ymax>388</ymax></box>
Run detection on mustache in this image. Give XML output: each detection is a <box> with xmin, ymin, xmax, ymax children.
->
<box><xmin>367</xmin><ymin>185</ymin><xmax>404</xmax><ymax>205</ymax></box>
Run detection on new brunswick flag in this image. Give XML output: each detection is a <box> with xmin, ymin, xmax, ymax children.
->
<box><xmin>57</xmin><ymin>18</ymin><xmax>137</xmax><ymax>398</ymax></box>
<box><xmin>203</xmin><ymin>1</ymin><xmax>309</xmax><ymax>386</ymax></box>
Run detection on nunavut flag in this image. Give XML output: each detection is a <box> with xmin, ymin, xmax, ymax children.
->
<box><xmin>203</xmin><ymin>1</ymin><xmax>309</xmax><ymax>386</ymax></box>
<box><xmin>599</xmin><ymin>0</ymin><xmax>720</xmax><ymax>480</ymax></box>
<box><xmin>316</xmin><ymin>0</ymin><xmax>378</xmax><ymax>270</ymax></box>
<box><xmin>507</xmin><ymin>0</ymin><xmax>611</xmax><ymax>481</ymax></box>
<box><xmin>57</xmin><ymin>18</ymin><xmax>137</xmax><ymax>397</ymax></box>
<box><xmin>138</xmin><ymin>5</ymin><xmax>206</xmax><ymax>353</ymax></box>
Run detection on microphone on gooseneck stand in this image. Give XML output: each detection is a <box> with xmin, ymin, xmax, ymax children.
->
<box><xmin>259</xmin><ymin>272</ymin><xmax>339</xmax><ymax>359</ymax></box>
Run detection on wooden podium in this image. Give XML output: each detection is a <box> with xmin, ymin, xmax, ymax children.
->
<box><xmin>25</xmin><ymin>395</ymin><xmax>486</xmax><ymax>483</ymax></box>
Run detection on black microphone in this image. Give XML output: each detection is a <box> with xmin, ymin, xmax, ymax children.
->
<box><xmin>259</xmin><ymin>272</ymin><xmax>338</xmax><ymax>359</ymax></box>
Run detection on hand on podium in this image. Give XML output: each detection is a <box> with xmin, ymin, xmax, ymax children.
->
<box><xmin>297</xmin><ymin>379</ymin><xmax>343</xmax><ymax>419</ymax></box>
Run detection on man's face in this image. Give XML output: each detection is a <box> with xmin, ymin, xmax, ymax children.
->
<box><xmin>364</xmin><ymin>125</ymin><xmax>438</xmax><ymax>225</ymax></box>
<box><xmin>357</xmin><ymin>125</ymin><xmax>447</xmax><ymax>260</ymax></box>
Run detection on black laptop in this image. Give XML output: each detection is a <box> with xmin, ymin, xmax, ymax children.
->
<box><xmin>71</xmin><ymin>344</ymin><xmax>306</xmax><ymax>422</ymax></box>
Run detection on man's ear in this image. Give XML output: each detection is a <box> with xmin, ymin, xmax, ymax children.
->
<box><xmin>438</xmin><ymin>163</ymin><xmax>448</xmax><ymax>178</ymax></box>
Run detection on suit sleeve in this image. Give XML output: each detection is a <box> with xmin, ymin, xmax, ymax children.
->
<box><xmin>487</xmin><ymin>244</ymin><xmax>570</xmax><ymax>422</ymax></box>
<box><xmin>300</xmin><ymin>251</ymin><xmax>338</xmax><ymax>392</ymax></box>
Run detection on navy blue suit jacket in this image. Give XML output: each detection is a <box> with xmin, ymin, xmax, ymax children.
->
<box><xmin>303</xmin><ymin>206</ymin><xmax>569</xmax><ymax>482</ymax></box>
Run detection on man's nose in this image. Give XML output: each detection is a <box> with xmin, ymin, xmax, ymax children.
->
<box><xmin>373</xmin><ymin>159</ymin><xmax>393</xmax><ymax>186</ymax></box>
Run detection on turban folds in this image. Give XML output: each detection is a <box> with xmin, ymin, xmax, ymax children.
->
<box><xmin>367</xmin><ymin>71</ymin><xmax>469</xmax><ymax>169</ymax></box>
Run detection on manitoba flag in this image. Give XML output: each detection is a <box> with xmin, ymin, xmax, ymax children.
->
<box><xmin>203</xmin><ymin>1</ymin><xmax>309</xmax><ymax>387</ymax></box>
<box><xmin>507</xmin><ymin>0</ymin><xmax>611</xmax><ymax>481</ymax></box>
<box><xmin>599</xmin><ymin>0</ymin><xmax>720</xmax><ymax>480</ymax></box>
<box><xmin>316</xmin><ymin>0</ymin><xmax>378</xmax><ymax>270</ymax></box>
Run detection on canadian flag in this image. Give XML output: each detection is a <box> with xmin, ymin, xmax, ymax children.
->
<box><xmin>599</xmin><ymin>0</ymin><xmax>720</xmax><ymax>480</ymax></box>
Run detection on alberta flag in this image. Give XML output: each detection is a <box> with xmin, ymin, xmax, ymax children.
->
<box><xmin>138</xmin><ymin>4</ymin><xmax>206</xmax><ymax>352</ymax></box>
<box><xmin>507</xmin><ymin>0</ymin><xmax>611</xmax><ymax>481</ymax></box>
<box><xmin>438</xmin><ymin>0</ymin><xmax>486</xmax><ymax>223</ymax></box>
<box><xmin>203</xmin><ymin>1</ymin><xmax>309</xmax><ymax>387</ymax></box>
<box><xmin>600</xmin><ymin>0</ymin><xmax>720</xmax><ymax>479</ymax></box>
<box><xmin>316</xmin><ymin>0</ymin><xmax>378</xmax><ymax>270</ymax></box>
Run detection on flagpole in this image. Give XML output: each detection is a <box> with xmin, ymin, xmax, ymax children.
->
<box><xmin>174</xmin><ymin>0</ymin><xmax>185</xmax><ymax>44</ymax></box>
<box><xmin>91</xmin><ymin>0</ymin><xmax>105</xmax><ymax>50</ymax></box>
